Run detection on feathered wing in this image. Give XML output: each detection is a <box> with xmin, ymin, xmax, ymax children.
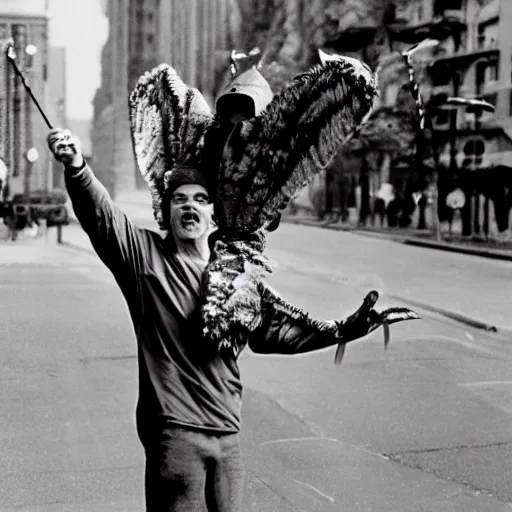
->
<box><xmin>201</xmin><ymin>54</ymin><xmax>378</xmax><ymax>350</ymax></box>
<box><xmin>128</xmin><ymin>64</ymin><xmax>214</xmax><ymax>228</ymax></box>
<box><xmin>216</xmin><ymin>54</ymin><xmax>379</xmax><ymax>233</ymax></box>
<box><xmin>358</xmin><ymin>106</ymin><xmax>416</xmax><ymax>153</ymax></box>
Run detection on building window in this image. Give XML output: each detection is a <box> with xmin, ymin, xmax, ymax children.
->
<box><xmin>483</xmin><ymin>93</ymin><xmax>497</xmax><ymax>108</ymax></box>
<box><xmin>486</xmin><ymin>63</ymin><xmax>499</xmax><ymax>82</ymax></box>
<box><xmin>478</xmin><ymin>20</ymin><xmax>499</xmax><ymax>50</ymax></box>
<box><xmin>434</xmin><ymin>111</ymin><xmax>449</xmax><ymax>126</ymax></box>
<box><xmin>478</xmin><ymin>26</ymin><xmax>485</xmax><ymax>49</ymax></box>
<box><xmin>0</xmin><ymin>102</ymin><xmax>4</xmax><ymax>156</ymax></box>
<box><xmin>147</xmin><ymin>33</ymin><xmax>154</xmax><ymax>45</ymax></box>
<box><xmin>417</xmin><ymin>3</ymin><xmax>424</xmax><ymax>21</ymax></box>
<box><xmin>434</xmin><ymin>0</ymin><xmax>463</xmax><ymax>16</ymax></box>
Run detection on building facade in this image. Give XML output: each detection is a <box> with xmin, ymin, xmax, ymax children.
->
<box><xmin>92</xmin><ymin>0</ymin><xmax>241</xmax><ymax>198</ymax></box>
<box><xmin>320</xmin><ymin>0</ymin><xmax>512</xmax><ymax>232</ymax></box>
<box><xmin>371</xmin><ymin>0</ymin><xmax>512</xmax><ymax>169</ymax></box>
<box><xmin>46</xmin><ymin>46</ymin><xmax>67</xmax><ymax>190</ymax></box>
<box><xmin>0</xmin><ymin>0</ymin><xmax>51</xmax><ymax>199</ymax></box>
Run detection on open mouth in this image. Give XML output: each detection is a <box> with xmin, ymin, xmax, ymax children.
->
<box><xmin>181</xmin><ymin>211</ymin><xmax>200</xmax><ymax>225</ymax></box>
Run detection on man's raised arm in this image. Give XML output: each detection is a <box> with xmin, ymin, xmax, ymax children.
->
<box><xmin>47</xmin><ymin>128</ymin><xmax>147</xmax><ymax>275</ymax></box>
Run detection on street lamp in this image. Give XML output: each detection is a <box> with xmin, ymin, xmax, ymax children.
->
<box><xmin>402</xmin><ymin>38</ymin><xmax>442</xmax><ymax>240</ymax></box>
<box><xmin>443</xmin><ymin>97</ymin><xmax>495</xmax><ymax>113</ymax></box>
<box><xmin>25</xmin><ymin>44</ymin><xmax>37</xmax><ymax>69</ymax></box>
<box><xmin>439</xmin><ymin>97</ymin><xmax>495</xmax><ymax>238</ymax></box>
<box><xmin>25</xmin><ymin>44</ymin><xmax>37</xmax><ymax>55</ymax></box>
<box><xmin>26</xmin><ymin>147</ymin><xmax>39</xmax><ymax>163</ymax></box>
<box><xmin>5</xmin><ymin>43</ymin><xmax>52</xmax><ymax>129</ymax></box>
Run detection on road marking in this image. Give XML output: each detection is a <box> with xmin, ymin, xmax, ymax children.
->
<box><xmin>458</xmin><ymin>381</ymin><xmax>512</xmax><ymax>388</ymax></box>
<box><xmin>260</xmin><ymin>436</ymin><xmax>339</xmax><ymax>446</ymax></box>
<box><xmin>292</xmin><ymin>479</ymin><xmax>335</xmax><ymax>503</ymax></box>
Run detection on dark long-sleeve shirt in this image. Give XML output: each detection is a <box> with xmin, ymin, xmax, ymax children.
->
<box><xmin>65</xmin><ymin>164</ymin><xmax>342</xmax><ymax>434</ymax></box>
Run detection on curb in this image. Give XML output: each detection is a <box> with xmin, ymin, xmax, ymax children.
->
<box><xmin>282</xmin><ymin>218</ymin><xmax>512</xmax><ymax>262</ymax></box>
<box><xmin>387</xmin><ymin>294</ymin><xmax>499</xmax><ymax>334</ymax></box>
<box><xmin>403</xmin><ymin>238</ymin><xmax>512</xmax><ymax>262</ymax></box>
<box><xmin>59</xmin><ymin>240</ymin><xmax>95</xmax><ymax>255</ymax></box>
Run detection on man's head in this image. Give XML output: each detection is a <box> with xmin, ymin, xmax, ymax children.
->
<box><xmin>163</xmin><ymin>166</ymin><xmax>213</xmax><ymax>242</ymax></box>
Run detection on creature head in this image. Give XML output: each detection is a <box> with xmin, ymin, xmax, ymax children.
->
<box><xmin>229</xmin><ymin>47</ymin><xmax>262</xmax><ymax>77</ymax></box>
<box><xmin>216</xmin><ymin>66</ymin><xmax>274</xmax><ymax>126</ymax></box>
<box><xmin>318</xmin><ymin>49</ymin><xmax>376</xmax><ymax>89</ymax></box>
<box><xmin>318</xmin><ymin>49</ymin><xmax>379</xmax><ymax>127</ymax></box>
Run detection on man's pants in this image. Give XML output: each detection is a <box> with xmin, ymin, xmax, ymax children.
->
<box><xmin>142</xmin><ymin>425</ymin><xmax>244</xmax><ymax>512</ymax></box>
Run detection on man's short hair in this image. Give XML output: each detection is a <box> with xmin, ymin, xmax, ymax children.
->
<box><xmin>164</xmin><ymin>166</ymin><xmax>209</xmax><ymax>198</ymax></box>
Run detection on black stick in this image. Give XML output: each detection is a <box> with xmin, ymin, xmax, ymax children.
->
<box><xmin>6</xmin><ymin>45</ymin><xmax>53</xmax><ymax>129</ymax></box>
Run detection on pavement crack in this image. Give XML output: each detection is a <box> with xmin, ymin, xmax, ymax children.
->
<box><xmin>247</xmin><ymin>470</ymin><xmax>299</xmax><ymax>508</ymax></box>
<box><xmin>6</xmin><ymin>464</ymin><xmax>141</xmax><ymax>477</ymax></box>
<box><xmin>384</xmin><ymin>440</ymin><xmax>512</xmax><ymax>458</ymax></box>
<box><xmin>383</xmin><ymin>442</ymin><xmax>512</xmax><ymax>505</ymax></box>
<box><xmin>79</xmin><ymin>354</ymin><xmax>137</xmax><ymax>363</ymax></box>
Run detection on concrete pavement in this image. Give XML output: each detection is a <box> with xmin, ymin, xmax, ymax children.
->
<box><xmin>1</xmin><ymin>228</ymin><xmax>512</xmax><ymax>511</ymax></box>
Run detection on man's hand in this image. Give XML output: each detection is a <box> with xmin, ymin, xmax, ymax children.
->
<box><xmin>47</xmin><ymin>128</ymin><xmax>84</xmax><ymax>168</ymax></box>
<box><xmin>334</xmin><ymin>291</ymin><xmax>420</xmax><ymax>364</ymax></box>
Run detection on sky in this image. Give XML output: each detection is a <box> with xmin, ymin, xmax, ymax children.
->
<box><xmin>48</xmin><ymin>0</ymin><xmax>108</xmax><ymax>120</ymax></box>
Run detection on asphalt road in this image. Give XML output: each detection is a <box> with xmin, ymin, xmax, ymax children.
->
<box><xmin>1</xmin><ymin>224</ymin><xmax>511</xmax><ymax>511</ymax></box>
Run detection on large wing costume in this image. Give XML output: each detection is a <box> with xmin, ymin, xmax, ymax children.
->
<box><xmin>129</xmin><ymin>53</ymin><xmax>419</xmax><ymax>359</ymax></box>
<box><xmin>129</xmin><ymin>64</ymin><xmax>215</xmax><ymax>229</ymax></box>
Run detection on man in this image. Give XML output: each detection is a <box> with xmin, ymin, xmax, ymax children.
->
<box><xmin>47</xmin><ymin>126</ymin><xmax>394</xmax><ymax>511</ymax></box>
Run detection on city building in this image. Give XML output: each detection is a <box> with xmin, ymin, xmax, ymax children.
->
<box><xmin>408</xmin><ymin>0</ymin><xmax>512</xmax><ymax>236</ymax></box>
<box><xmin>92</xmin><ymin>0</ymin><xmax>240</xmax><ymax>198</ymax></box>
<box><xmin>46</xmin><ymin>46</ymin><xmax>67</xmax><ymax>190</ymax></box>
<box><xmin>0</xmin><ymin>0</ymin><xmax>51</xmax><ymax>198</ymax></box>
<box><xmin>318</xmin><ymin>0</ymin><xmax>512</xmax><ymax>233</ymax></box>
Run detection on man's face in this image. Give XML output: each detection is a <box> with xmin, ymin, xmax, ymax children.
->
<box><xmin>169</xmin><ymin>184</ymin><xmax>213</xmax><ymax>241</ymax></box>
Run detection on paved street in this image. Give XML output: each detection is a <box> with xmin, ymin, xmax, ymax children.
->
<box><xmin>1</xmin><ymin>222</ymin><xmax>511</xmax><ymax>511</ymax></box>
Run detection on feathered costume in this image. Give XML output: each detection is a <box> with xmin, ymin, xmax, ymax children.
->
<box><xmin>128</xmin><ymin>50</ymin><xmax>419</xmax><ymax>362</ymax></box>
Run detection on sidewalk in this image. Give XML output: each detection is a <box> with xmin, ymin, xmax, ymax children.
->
<box><xmin>0</xmin><ymin>226</ymin><xmax>96</xmax><ymax>268</ymax></box>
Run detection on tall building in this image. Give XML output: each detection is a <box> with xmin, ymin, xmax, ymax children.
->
<box><xmin>46</xmin><ymin>46</ymin><xmax>67</xmax><ymax>189</ymax></box>
<box><xmin>0</xmin><ymin>0</ymin><xmax>51</xmax><ymax>198</ymax></box>
<box><xmin>92</xmin><ymin>0</ymin><xmax>240</xmax><ymax>198</ymax></box>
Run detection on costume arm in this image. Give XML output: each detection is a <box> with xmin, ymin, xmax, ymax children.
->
<box><xmin>249</xmin><ymin>284</ymin><xmax>419</xmax><ymax>360</ymax></box>
<box><xmin>248</xmin><ymin>283</ymin><xmax>369</xmax><ymax>355</ymax></box>
<box><xmin>65</xmin><ymin>163</ymin><xmax>146</xmax><ymax>275</ymax></box>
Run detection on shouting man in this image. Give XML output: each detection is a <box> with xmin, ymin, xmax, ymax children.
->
<box><xmin>47</xmin><ymin>54</ymin><xmax>417</xmax><ymax>512</ymax></box>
